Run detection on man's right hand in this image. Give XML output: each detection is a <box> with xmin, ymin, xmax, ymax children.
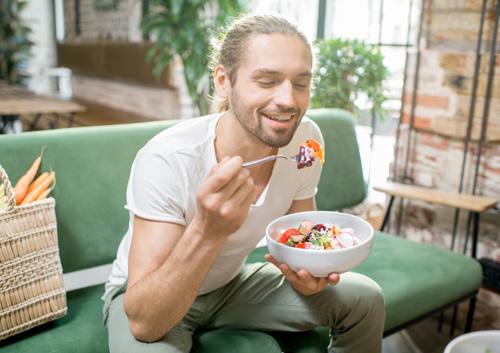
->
<box><xmin>124</xmin><ymin>156</ymin><xmax>255</xmax><ymax>342</ymax></box>
<box><xmin>193</xmin><ymin>156</ymin><xmax>256</xmax><ymax>239</ymax></box>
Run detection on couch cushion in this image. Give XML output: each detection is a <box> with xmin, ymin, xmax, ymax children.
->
<box><xmin>353</xmin><ymin>231</ymin><xmax>482</xmax><ymax>333</ymax></box>
<box><xmin>0</xmin><ymin>285</ymin><xmax>108</xmax><ymax>353</ymax></box>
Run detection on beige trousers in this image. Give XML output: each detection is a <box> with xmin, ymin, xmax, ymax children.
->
<box><xmin>103</xmin><ymin>262</ymin><xmax>385</xmax><ymax>353</ymax></box>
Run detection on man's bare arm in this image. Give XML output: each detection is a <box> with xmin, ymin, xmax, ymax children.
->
<box><xmin>123</xmin><ymin>156</ymin><xmax>255</xmax><ymax>342</ymax></box>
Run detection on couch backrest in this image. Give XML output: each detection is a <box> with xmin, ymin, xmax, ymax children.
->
<box><xmin>307</xmin><ymin>108</ymin><xmax>366</xmax><ymax>211</ymax></box>
<box><xmin>0</xmin><ymin>121</ymin><xmax>179</xmax><ymax>273</ymax></box>
<box><xmin>0</xmin><ymin>109</ymin><xmax>365</xmax><ymax>273</ymax></box>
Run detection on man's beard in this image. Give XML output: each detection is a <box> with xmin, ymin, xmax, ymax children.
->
<box><xmin>229</xmin><ymin>89</ymin><xmax>302</xmax><ymax>148</ymax></box>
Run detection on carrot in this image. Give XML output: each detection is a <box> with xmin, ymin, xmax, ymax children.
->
<box><xmin>21</xmin><ymin>171</ymin><xmax>55</xmax><ymax>205</ymax></box>
<box><xmin>13</xmin><ymin>146</ymin><xmax>45</xmax><ymax>205</ymax></box>
<box><xmin>36</xmin><ymin>180</ymin><xmax>55</xmax><ymax>201</ymax></box>
<box><xmin>26</xmin><ymin>172</ymin><xmax>49</xmax><ymax>195</ymax></box>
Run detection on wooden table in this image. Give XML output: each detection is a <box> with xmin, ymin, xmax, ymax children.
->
<box><xmin>374</xmin><ymin>181</ymin><xmax>498</xmax><ymax>257</ymax></box>
<box><xmin>0</xmin><ymin>80</ymin><xmax>86</xmax><ymax>133</ymax></box>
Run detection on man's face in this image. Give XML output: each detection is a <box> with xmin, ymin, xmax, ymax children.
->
<box><xmin>227</xmin><ymin>34</ymin><xmax>313</xmax><ymax>148</ymax></box>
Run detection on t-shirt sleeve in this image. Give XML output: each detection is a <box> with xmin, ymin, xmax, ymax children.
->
<box><xmin>293</xmin><ymin>120</ymin><xmax>325</xmax><ymax>201</ymax></box>
<box><xmin>125</xmin><ymin>145</ymin><xmax>187</xmax><ymax>225</ymax></box>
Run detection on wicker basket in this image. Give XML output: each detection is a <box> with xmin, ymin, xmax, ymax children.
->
<box><xmin>0</xmin><ymin>165</ymin><xmax>67</xmax><ymax>340</ymax></box>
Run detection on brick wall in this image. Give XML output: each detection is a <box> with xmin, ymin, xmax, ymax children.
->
<box><xmin>62</xmin><ymin>0</ymin><xmax>188</xmax><ymax>119</ymax></box>
<box><xmin>393</xmin><ymin>0</ymin><xmax>500</xmax><ymax>329</ymax></box>
<box><xmin>394</xmin><ymin>0</ymin><xmax>500</xmax><ymax>252</ymax></box>
<box><xmin>63</xmin><ymin>0</ymin><xmax>142</xmax><ymax>41</ymax></box>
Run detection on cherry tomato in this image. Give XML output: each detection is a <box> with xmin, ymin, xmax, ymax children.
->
<box><xmin>296</xmin><ymin>242</ymin><xmax>311</xmax><ymax>249</ymax></box>
<box><xmin>279</xmin><ymin>228</ymin><xmax>301</xmax><ymax>244</ymax></box>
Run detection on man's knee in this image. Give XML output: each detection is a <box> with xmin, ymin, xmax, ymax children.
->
<box><xmin>335</xmin><ymin>272</ymin><xmax>385</xmax><ymax>318</ymax></box>
<box><xmin>106</xmin><ymin>293</ymin><xmax>191</xmax><ymax>353</ymax></box>
<box><xmin>359</xmin><ymin>275</ymin><xmax>384</xmax><ymax>305</ymax></box>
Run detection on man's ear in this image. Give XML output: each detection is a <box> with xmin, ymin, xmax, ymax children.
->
<box><xmin>214</xmin><ymin>65</ymin><xmax>230</xmax><ymax>98</ymax></box>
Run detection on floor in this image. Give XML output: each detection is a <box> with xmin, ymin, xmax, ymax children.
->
<box><xmin>381</xmin><ymin>312</ymin><xmax>469</xmax><ymax>352</ymax></box>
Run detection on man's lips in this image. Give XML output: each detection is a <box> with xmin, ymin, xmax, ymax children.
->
<box><xmin>261</xmin><ymin>111</ymin><xmax>299</xmax><ymax>122</ymax></box>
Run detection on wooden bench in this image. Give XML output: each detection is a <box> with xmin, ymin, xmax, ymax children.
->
<box><xmin>374</xmin><ymin>181</ymin><xmax>498</xmax><ymax>258</ymax></box>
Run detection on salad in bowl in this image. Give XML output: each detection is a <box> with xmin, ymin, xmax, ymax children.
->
<box><xmin>266</xmin><ymin>211</ymin><xmax>374</xmax><ymax>276</ymax></box>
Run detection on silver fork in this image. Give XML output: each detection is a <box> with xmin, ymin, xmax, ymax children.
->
<box><xmin>242</xmin><ymin>154</ymin><xmax>300</xmax><ymax>168</ymax></box>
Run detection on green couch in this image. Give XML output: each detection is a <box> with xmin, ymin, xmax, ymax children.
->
<box><xmin>0</xmin><ymin>108</ymin><xmax>482</xmax><ymax>352</ymax></box>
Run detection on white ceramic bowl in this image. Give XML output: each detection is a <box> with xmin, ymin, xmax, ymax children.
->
<box><xmin>265</xmin><ymin>211</ymin><xmax>374</xmax><ymax>277</ymax></box>
<box><xmin>444</xmin><ymin>330</ymin><xmax>500</xmax><ymax>353</ymax></box>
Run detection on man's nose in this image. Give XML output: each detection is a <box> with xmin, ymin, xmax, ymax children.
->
<box><xmin>274</xmin><ymin>82</ymin><xmax>295</xmax><ymax>107</ymax></box>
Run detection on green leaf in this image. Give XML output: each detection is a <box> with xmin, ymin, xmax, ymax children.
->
<box><xmin>171</xmin><ymin>0</ymin><xmax>184</xmax><ymax>16</ymax></box>
<box><xmin>0</xmin><ymin>0</ymin><xmax>34</xmax><ymax>83</ymax></box>
<box><xmin>141</xmin><ymin>0</ymin><xmax>246</xmax><ymax>114</ymax></box>
<box><xmin>311</xmin><ymin>38</ymin><xmax>389</xmax><ymax>118</ymax></box>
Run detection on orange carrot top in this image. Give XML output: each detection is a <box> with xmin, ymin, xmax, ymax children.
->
<box><xmin>20</xmin><ymin>170</ymin><xmax>55</xmax><ymax>205</ymax></box>
<box><xmin>13</xmin><ymin>147</ymin><xmax>45</xmax><ymax>205</ymax></box>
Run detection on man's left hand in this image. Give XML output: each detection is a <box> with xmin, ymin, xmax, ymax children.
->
<box><xmin>264</xmin><ymin>254</ymin><xmax>340</xmax><ymax>296</ymax></box>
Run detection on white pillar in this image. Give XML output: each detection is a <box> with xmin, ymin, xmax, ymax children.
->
<box><xmin>22</xmin><ymin>0</ymin><xmax>59</xmax><ymax>95</ymax></box>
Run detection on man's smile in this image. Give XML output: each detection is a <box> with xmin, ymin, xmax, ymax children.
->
<box><xmin>262</xmin><ymin>113</ymin><xmax>294</xmax><ymax>122</ymax></box>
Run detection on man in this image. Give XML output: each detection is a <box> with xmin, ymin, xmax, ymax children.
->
<box><xmin>103</xmin><ymin>13</ymin><xmax>385</xmax><ymax>352</ymax></box>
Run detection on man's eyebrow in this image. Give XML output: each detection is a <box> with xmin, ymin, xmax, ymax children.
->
<box><xmin>252</xmin><ymin>68</ymin><xmax>312</xmax><ymax>77</ymax></box>
<box><xmin>252</xmin><ymin>69</ymin><xmax>280</xmax><ymax>76</ymax></box>
<box><xmin>298</xmin><ymin>71</ymin><xmax>313</xmax><ymax>77</ymax></box>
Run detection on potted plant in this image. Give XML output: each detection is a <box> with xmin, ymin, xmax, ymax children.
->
<box><xmin>310</xmin><ymin>38</ymin><xmax>389</xmax><ymax>119</ymax></box>
<box><xmin>0</xmin><ymin>0</ymin><xmax>33</xmax><ymax>84</ymax></box>
<box><xmin>310</xmin><ymin>38</ymin><xmax>390</xmax><ymax>189</ymax></box>
<box><xmin>141</xmin><ymin>0</ymin><xmax>246</xmax><ymax>116</ymax></box>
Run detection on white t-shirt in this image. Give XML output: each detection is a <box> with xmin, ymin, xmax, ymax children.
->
<box><xmin>103</xmin><ymin>113</ymin><xmax>324</xmax><ymax>298</ymax></box>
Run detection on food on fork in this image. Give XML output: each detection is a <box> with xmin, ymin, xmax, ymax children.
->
<box><xmin>297</xmin><ymin>139</ymin><xmax>324</xmax><ymax>169</ymax></box>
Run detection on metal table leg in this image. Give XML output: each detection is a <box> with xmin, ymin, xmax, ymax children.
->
<box><xmin>29</xmin><ymin>113</ymin><xmax>43</xmax><ymax>131</ymax></box>
<box><xmin>381</xmin><ymin>195</ymin><xmax>395</xmax><ymax>232</ymax></box>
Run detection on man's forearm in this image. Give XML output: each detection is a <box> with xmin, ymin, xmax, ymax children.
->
<box><xmin>123</xmin><ymin>224</ymin><xmax>226</xmax><ymax>342</ymax></box>
<box><xmin>123</xmin><ymin>155</ymin><xmax>255</xmax><ymax>342</ymax></box>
